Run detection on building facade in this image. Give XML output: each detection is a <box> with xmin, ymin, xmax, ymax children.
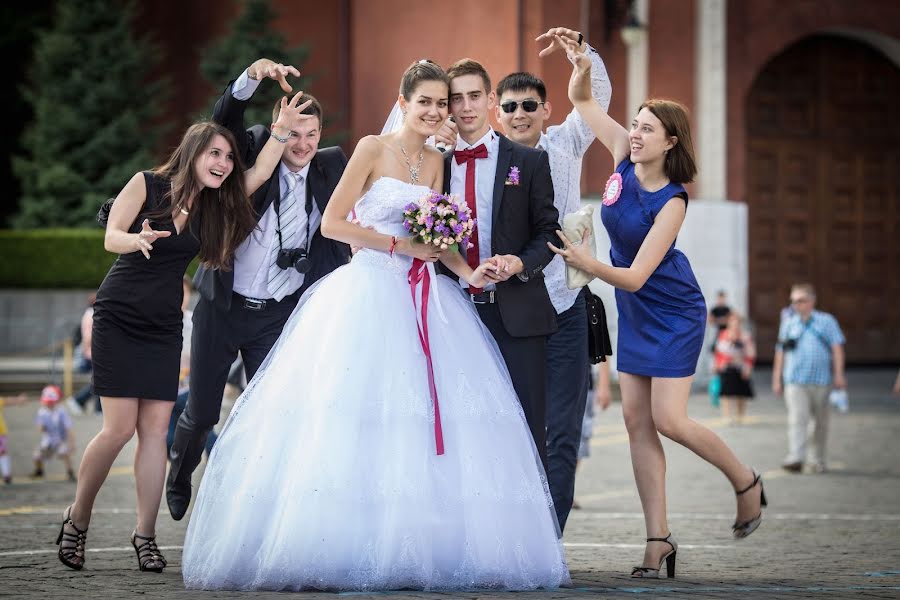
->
<box><xmin>140</xmin><ymin>0</ymin><xmax>900</xmax><ymax>363</ymax></box>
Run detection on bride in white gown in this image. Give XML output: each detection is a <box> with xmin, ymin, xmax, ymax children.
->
<box><xmin>181</xmin><ymin>60</ymin><xmax>569</xmax><ymax>592</ymax></box>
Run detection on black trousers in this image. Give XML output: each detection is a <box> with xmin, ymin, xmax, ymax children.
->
<box><xmin>475</xmin><ymin>302</ymin><xmax>549</xmax><ymax>468</ymax></box>
<box><xmin>545</xmin><ymin>289</ymin><xmax>590</xmax><ymax>532</ymax></box>
<box><xmin>168</xmin><ymin>291</ymin><xmax>299</xmax><ymax>485</ymax></box>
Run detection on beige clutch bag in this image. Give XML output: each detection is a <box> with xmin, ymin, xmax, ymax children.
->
<box><xmin>563</xmin><ymin>204</ymin><xmax>597</xmax><ymax>289</ymax></box>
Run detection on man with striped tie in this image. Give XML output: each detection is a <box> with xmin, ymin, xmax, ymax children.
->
<box><xmin>166</xmin><ymin>58</ymin><xmax>351</xmax><ymax>521</ymax></box>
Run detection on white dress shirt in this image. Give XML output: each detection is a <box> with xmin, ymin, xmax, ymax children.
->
<box><xmin>233</xmin><ymin>162</ymin><xmax>319</xmax><ymax>300</ymax></box>
<box><xmin>450</xmin><ymin>128</ymin><xmax>499</xmax><ymax>291</ymax></box>
<box><xmin>539</xmin><ymin>48</ymin><xmax>612</xmax><ymax>314</ymax></box>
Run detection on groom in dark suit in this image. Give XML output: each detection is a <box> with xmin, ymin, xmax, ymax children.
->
<box><xmin>166</xmin><ymin>58</ymin><xmax>350</xmax><ymax>520</ymax></box>
<box><xmin>443</xmin><ymin>58</ymin><xmax>559</xmax><ymax>466</ymax></box>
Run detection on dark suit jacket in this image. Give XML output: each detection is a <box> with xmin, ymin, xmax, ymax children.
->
<box><xmin>442</xmin><ymin>133</ymin><xmax>560</xmax><ymax>337</ymax></box>
<box><xmin>194</xmin><ymin>80</ymin><xmax>351</xmax><ymax>311</ymax></box>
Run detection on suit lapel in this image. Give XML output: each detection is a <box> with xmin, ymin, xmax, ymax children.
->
<box><xmin>257</xmin><ymin>174</ymin><xmax>280</xmax><ymax>217</ymax></box>
<box><xmin>492</xmin><ymin>134</ymin><xmax>513</xmax><ymax>224</ymax></box>
<box><xmin>307</xmin><ymin>155</ymin><xmax>329</xmax><ymax>214</ymax></box>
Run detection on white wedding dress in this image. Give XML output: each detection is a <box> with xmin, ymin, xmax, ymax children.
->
<box><xmin>181</xmin><ymin>177</ymin><xmax>569</xmax><ymax>592</ymax></box>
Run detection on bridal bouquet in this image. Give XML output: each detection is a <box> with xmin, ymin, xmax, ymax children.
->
<box><xmin>402</xmin><ymin>191</ymin><xmax>476</xmax><ymax>251</ymax></box>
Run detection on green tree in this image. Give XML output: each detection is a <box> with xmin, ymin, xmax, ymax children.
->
<box><xmin>199</xmin><ymin>0</ymin><xmax>311</xmax><ymax>128</ymax></box>
<box><xmin>12</xmin><ymin>0</ymin><xmax>166</xmax><ymax>228</ymax></box>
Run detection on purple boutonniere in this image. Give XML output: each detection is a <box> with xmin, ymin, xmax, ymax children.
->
<box><xmin>505</xmin><ymin>166</ymin><xmax>520</xmax><ymax>186</ymax></box>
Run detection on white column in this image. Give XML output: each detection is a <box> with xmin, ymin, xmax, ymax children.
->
<box><xmin>696</xmin><ymin>0</ymin><xmax>727</xmax><ymax>200</ymax></box>
<box><xmin>625</xmin><ymin>0</ymin><xmax>649</xmax><ymax>120</ymax></box>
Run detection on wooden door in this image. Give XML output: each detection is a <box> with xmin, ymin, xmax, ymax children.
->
<box><xmin>746</xmin><ymin>36</ymin><xmax>900</xmax><ymax>363</ymax></box>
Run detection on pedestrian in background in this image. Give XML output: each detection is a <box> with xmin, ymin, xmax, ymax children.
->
<box><xmin>31</xmin><ymin>385</ymin><xmax>76</xmax><ymax>481</ymax></box>
<box><xmin>572</xmin><ymin>361</ymin><xmax>612</xmax><ymax>510</ymax></box>
<box><xmin>714</xmin><ymin>313</ymin><xmax>756</xmax><ymax>425</ymax></box>
<box><xmin>708</xmin><ymin>290</ymin><xmax>732</xmax><ymax>333</ymax></box>
<box><xmin>67</xmin><ymin>293</ymin><xmax>100</xmax><ymax>416</ymax></box>
<box><xmin>772</xmin><ymin>283</ymin><xmax>846</xmax><ymax>474</ymax></box>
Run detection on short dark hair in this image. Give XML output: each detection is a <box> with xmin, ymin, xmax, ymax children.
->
<box><xmin>446</xmin><ymin>58</ymin><xmax>491</xmax><ymax>93</ymax></box>
<box><xmin>272</xmin><ymin>93</ymin><xmax>323</xmax><ymax>127</ymax></box>
<box><xmin>496</xmin><ymin>72</ymin><xmax>547</xmax><ymax>102</ymax></box>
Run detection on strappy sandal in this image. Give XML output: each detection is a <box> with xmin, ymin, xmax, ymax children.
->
<box><xmin>733</xmin><ymin>470</ymin><xmax>768</xmax><ymax>539</ymax></box>
<box><xmin>631</xmin><ymin>533</ymin><xmax>678</xmax><ymax>578</ymax></box>
<box><xmin>56</xmin><ymin>505</ymin><xmax>87</xmax><ymax>570</ymax></box>
<box><xmin>131</xmin><ymin>531</ymin><xmax>167</xmax><ymax>572</ymax></box>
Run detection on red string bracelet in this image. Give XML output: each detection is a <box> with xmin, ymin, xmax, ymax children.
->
<box><xmin>389</xmin><ymin>236</ymin><xmax>398</xmax><ymax>257</ymax></box>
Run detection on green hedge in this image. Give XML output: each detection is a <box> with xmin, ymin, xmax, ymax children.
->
<box><xmin>0</xmin><ymin>229</ymin><xmax>198</xmax><ymax>288</ymax></box>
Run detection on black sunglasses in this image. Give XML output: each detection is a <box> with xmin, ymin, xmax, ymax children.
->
<box><xmin>500</xmin><ymin>99</ymin><xmax>544</xmax><ymax>114</ymax></box>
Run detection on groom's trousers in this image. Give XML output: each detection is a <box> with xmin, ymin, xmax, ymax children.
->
<box><xmin>475</xmin><ymin>302</ymin><xmax>549</xmax><ymax>469</ymax></box>
<box><xmin>168</xmin><ymin>291</ymin><xmax>299</xmax><ymax>489</ymax></box>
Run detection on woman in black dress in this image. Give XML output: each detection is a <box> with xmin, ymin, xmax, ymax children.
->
<box><xmin>56</xmin><ymin>93</ymin><xmax>313</xmax><ymax>572</ymax></box>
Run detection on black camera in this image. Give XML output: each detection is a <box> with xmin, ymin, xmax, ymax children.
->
<box><xmin>781</xmin><ymin>338</ymin><xmax>798</xmax><ymax>351</ymax></box>
<box><xmin>276</xmin><ymin>248</ymin><xmax>312</xmax><ymax>274</ymax></box>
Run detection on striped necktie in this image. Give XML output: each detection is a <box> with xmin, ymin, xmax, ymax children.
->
<box><xmin>267</xmin><ymin>172</ymin><xmax>303</xmax><ymax>300</ymax></box>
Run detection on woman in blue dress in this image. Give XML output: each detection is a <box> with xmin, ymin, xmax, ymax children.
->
<box><xmin>549</xmin><ymin>39</ymin><xmax>767</xmax><ymax>578</ymax></box>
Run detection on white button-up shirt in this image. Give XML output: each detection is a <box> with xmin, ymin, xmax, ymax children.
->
<box><xmin>540</xmin><ymin>48</ymin><xmax>612</xmax><ymax>314</ymax></box>
<box><xmin>232</xmin><ymin>162</ymin><xmax>319</xmax><ymax>299</ymax></box>
<box><xmin>450</xmin><ymin>128</ymin><xmax>499</xmax><ymax>291</ymax></box>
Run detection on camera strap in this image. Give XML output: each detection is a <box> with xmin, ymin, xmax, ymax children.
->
<box><xmin>275</xmin><ymin>173</ymin><xmax>314</xmax><ymax>254</ymax></box>
<box><xmin>789</xmin><ymin>316</ymin><xmax>832</xmax><ymax>354</ymax></box>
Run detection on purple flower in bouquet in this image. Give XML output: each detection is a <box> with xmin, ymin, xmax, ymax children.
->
<box><xmin>401</xmin><ymin>191</ymin><xmax>477</xmax><ymax>251</ymax></box>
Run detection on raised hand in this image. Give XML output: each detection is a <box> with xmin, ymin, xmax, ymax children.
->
<box><xmin>135</xmin><ymin>219</ymin><xmax>171</xmax><ymax>260</ymax></box>
<box><xmin>272</xmin><ymin>91</ymin><xmax>315</xmax><ymax>135</ymax></box>
<box><xmin>552</xmin><ymin>35</ymin><xmax>592</xmax><ymax>104</ymax></box>
<box><xmin>247</xmin><ymin>58</ymin><xmax>301</xmax><ymax>93</ymax></box>
<box><xmin>535</xmin><ymin>26</ymin><xmax>585</xmax><ymax>58</ymax></box>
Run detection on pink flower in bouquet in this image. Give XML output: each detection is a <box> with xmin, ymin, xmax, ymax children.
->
<box><xmin>402</xmin><ymin>191</ymin><xmax>476</xmax><ymax>251</ymax></box>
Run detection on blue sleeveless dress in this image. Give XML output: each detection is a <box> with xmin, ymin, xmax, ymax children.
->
<box><xmin>600</xmin><ymin>160</ymin><xmax>706</xmax><ymax>378</ymax></box>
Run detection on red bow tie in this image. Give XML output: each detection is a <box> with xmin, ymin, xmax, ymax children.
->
<box><xmin>453</xmin><ymin>143</ymin><xmax>488</xmax><ymax>164</ymax></box>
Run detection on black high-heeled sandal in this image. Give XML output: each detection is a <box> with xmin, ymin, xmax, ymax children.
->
<box><xmin>130</xmin><ymin>531</ymin><xmax>167</xmax><ymax>572</ymax></box>
<box><xmin>733</xmin><ymin>470</ymin><xmax>768</xmax><ymax>539</ymax></box>
<box><xmin>631</xmin><ymin>533</ymin><xmax>678</xmax><ymax>578</ymax></box>
<box><xmin>56</xmin><ymin>506</ymin><xmax>87</xmax><ymax>570</ymax></box>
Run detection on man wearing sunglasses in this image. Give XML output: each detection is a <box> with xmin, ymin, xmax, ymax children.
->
<box><xmin>773</xmin><ymin>283</ymin><xmax>846</xmax><ymax>475</ymax></box>
<box><xmin>497</xmin><ymin>27</ymin><xmax>611</xmax><ymax>534</ymax></box>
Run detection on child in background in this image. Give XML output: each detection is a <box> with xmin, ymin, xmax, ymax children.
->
<box><xmin>1</xmin><ymin>392</ymin><xmax>29</xmax><ymax>484</ymax></box>
<box><xmin>31</xmin><ymin>385</ymin><xmax>76</xmax><ymax>481</ymax></box>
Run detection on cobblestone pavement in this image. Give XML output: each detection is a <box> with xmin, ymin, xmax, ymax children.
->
<box><xmin>2</xmin><ymin>368</ymin><xmax>899</xmax><ymax>599</ymax></box>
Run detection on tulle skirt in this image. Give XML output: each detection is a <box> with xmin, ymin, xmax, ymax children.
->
<box><xmin>181</xmin><ymin>249</ymin><xmax>569</xmax><ymax>591</ymax></box>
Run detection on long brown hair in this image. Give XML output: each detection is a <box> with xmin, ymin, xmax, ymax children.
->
<box><xmin>150</xmin><ymin>122</ymin><xmax>257</xmax><ymax>270</ymax></box>
<box><xmin>639</xmin><ymin>99</ymin><xmax>697</xmax><ymax>184</ymax></box>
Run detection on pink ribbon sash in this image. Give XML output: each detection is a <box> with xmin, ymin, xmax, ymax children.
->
<box><xmin>407</xmin><ymin>258</ymin><xmax>445</xmax><ymax>456</ymax></box>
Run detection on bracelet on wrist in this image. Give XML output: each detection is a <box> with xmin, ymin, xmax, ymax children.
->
<box><xmin>270</xmin><ymin>130</ymin><xmax>288</xmax><ymax>143</ymax></box>
<box><xmin>388</xmin><ymin>236</ymin><xmax>398</xmax><ymax>257</ymax></box>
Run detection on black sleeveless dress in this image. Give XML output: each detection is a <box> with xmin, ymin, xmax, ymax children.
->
<box><xmin>92</xmin><ymin>172</ymin><xmax>200</xmax><ymax>401</ymax></box>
